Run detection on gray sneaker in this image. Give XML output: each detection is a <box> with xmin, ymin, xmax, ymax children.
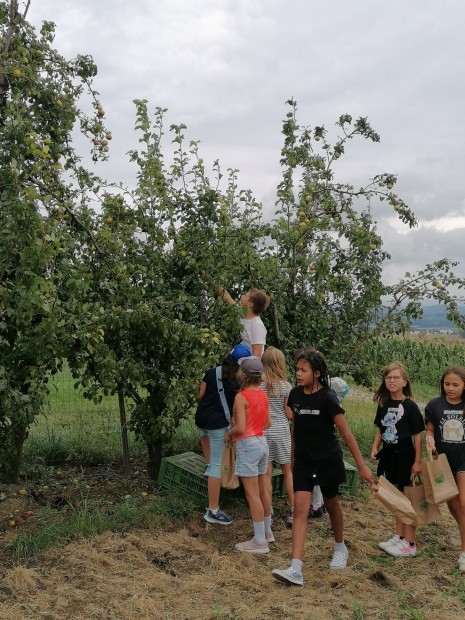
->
<box><xmin>330</xmin><ymin>545</ymin><xmax>349</xmax><ymax>569</ymax></box>
<box><xmin>204</xmin><ymin>509</ymin><xmax>233</xmax><ymax>525</ymax></box>
<box><xmin>272</xmin><ymin>567</ymin><xmax>304</xmax><ymax>586</ymax></box>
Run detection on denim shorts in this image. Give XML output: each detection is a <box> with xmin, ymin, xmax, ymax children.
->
<box><xmin>235</xmin><ymin>436</ymin><xmax>269</xmax><ymax>478</ymax></box>
<box><xmin>199</xmin><ymin>427</ymin><xmax>228</xmax><ymax>479</ymax></box>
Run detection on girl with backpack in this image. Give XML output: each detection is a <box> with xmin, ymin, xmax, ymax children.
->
<box><xmin>195</xmin><ymin>343</ymin><xmax>251</xmax><ymax>525</ymax></box>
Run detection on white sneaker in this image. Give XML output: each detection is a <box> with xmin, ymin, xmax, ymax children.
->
<box><xmin>458</xmin><ymin>551</ymin><xmax>465</xmax><ymax>572</ymax></box>
<box><xmin>272</xmin><ymin>567</ymin><xmax>304</xmax><ymax>586</ymax></box>
<box><xmin>378</xmin><ymin>534</ymin><xmax>401</xmax><ymax>551</ymax></box>
<box><xmin>385</xmin><ymin>540</ymin><xmax>417</xmax><ymax>557</ymax></box>
<box><xmin>265</xmin><ymin>530</ymin><xmax>275</xmax><ymax>543</ymax></box>
<box><xmin>330</xmin><ymin>545</ymin><xmax>348</xmax><ymax>569</ymax></box>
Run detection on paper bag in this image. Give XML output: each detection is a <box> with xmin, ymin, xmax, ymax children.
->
<box><xmin>421</xmin><ymin>453</ymin><xmax>459</xmax><ymax>505</ymax></box>
<box><xmin>372</xmin><ymin>475</ymin><xmax>418</xmax><ymax>526</ymax></box>
<box><xmin>404</xmin><ymin>476</ymin><xmax>441</xmax><ymax>527</ymax></box>
<box><xmin>221</xmin><ymin>443</ymin><xmax>240</xmax><ymax>490</ymax></box>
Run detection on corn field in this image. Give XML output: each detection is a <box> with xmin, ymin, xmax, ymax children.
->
<box><xmin>354</xmin><ymin>336</ymin><xmax>465</xmax><ymax>388</ymax></box>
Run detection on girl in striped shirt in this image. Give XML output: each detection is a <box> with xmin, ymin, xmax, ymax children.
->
<box><xmin>261</xmin><ymin>347</ymin><xmax>294</xmax><ymax>522</ymax></box>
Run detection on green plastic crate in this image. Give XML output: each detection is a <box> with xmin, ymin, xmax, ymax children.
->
<box><xmin>158</xmin><ymin>451</ymin><xmax>285</xmax><ymax>503</ymax></box>
<box><xmin>341</xmin><ymin>460</ymin><xmax>359</xmax><ymax>494</ymax></box>
<box><xmin>158</xmin><ymin>452</ymin><xmax>359</xmax><ymax>502</ymax></box>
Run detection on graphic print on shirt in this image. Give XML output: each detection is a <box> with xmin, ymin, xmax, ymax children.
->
<box><xmin>292</xmin><ymin>402</ymin><xmax>320</xmax><ymax>416</ymax></box>
<box><xmin>439</xmin><ymin>410</ymin><xmax>465</xmax><ymax>443</ymax></box>
<box><xmin>380</xmin><ymin>403</ymin><xmax>404</xmax><ymax>444</ymax></box>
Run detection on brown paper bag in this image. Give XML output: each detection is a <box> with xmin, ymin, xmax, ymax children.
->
<box><xmin>221</xmin><ymin>443</ymin><xmax>240</xmax><ymax>490</ymax></box>
<box><xmin>404</xmin><ymin>475</ymin><xmax>441</xmax><ymax>527</ymax></box>
<box><xmin>421</xmin><ymin>453</ymin><xmax>459</xmax><ymax>505</ymax></box>
<box><xmin>372</xmin><ymin>475</ymin><xmax>418</xmax><ymax>526</ymax></box>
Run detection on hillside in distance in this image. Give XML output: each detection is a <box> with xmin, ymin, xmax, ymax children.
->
<box><xmin>410</xmin><ymin>304</ymin><xmax>465</xmax><ymax>331</ymax></box>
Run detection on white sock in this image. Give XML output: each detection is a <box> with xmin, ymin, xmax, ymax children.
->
<box><xmin>334</xmin><ymin>541</ymin><xmax>346</xmax><ymax>552</ymax></box>
<box><xmin>264</xmin><ymin>515</ymin><xmax>272</xmax><ymax>533</ymax></box>
<box><xmin>253</xmin><ymin>521</ymin><xmax>266</xmax><ymax>544</ymax></box>
<box><xmin>311</xmin><ymin>485</ymin><xmax>322</xmax><ymax>509</ymax></box>
<box><xmin>210</xmin><ymin>507</ymin><xmax>219</xmax><ymax>515</ymax></box>
<box><xmin>291</xmin><ymin>558</ymin><xmax>303</xmax><ymax>574</ymax></box>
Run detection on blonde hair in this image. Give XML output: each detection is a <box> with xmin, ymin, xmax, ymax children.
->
<box><xmin>373</xmin><ymin>362</ymin><xmax>412</xmax><ymax>407</ymax></box>
<box><xmin>262</xmin><ymin>346</ymin><xmax>289</xmax><ymax>397</ymax></box>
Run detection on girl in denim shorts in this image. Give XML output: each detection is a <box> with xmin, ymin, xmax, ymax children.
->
<box><xmin>224</xmin><ymin>356</ymin><xmax>272</xmax><ymax>553</ymax></box>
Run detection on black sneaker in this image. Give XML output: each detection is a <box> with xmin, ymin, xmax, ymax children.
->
<box><xmin>204</xmin><ymin>508</ymin><xmax>233</xmax><ymax>525</ymax></box>
<box><xmin>309</xmin><ymin>507</ymin><xmax>323</xmax><ymax>519</ymax></box>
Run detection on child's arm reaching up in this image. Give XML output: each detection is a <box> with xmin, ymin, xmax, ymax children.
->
<box><xmin>218</xmin><ymin>287</ymin><xmax>235</xmax><ymax>305</ymax></box>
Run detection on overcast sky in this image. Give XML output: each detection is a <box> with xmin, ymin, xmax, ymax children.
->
<box><xmin>26</xmin><ymin>0</ymin><xmax>465</xmax><ymax>289</ymax></box>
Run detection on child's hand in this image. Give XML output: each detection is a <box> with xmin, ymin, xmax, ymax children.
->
<box><xmin>412</xmin><ymin>461</ymin><xmax>422</xmax><ymax>476</ymax></box>
<box><xmin>358</xmin><ymin>464</ymin><xmax>374</xmax><ymax>485</ymax></box>
<box><xmin>425</xmin><ymin>435</ymin><xmax>436</xmax><ymax>457</ymax></box>
<box><xmin>369</xmin><ymin>450</ymin><xmax>378</xmax><ymax>462</ymax></box>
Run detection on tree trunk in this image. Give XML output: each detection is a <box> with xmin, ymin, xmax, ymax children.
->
<box><xmin>118</xmin><ymin>387</ymin><xmax>131</xmax><ymax>477</ymax></box>
<box><xmin>146</xmin><ymin>439</ymin><xmax>164</xmax><ymax>481</ymax></box>
<box><xmin>3</xmin><ymin>423</ymin><xmax>28</xmax><ymax>483</ymax></box>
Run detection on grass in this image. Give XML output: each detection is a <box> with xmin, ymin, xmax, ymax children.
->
<box><xmin>23</xmin><ymin>364</ymin><xmax>202</xmax><ymax>473</ymax></box>
<box><xmin>22</xmin><ymin>366</ymin><xmax>441</xmax><ymax>478</ymax></box>
<box><xmin>11</xmin><ymin>493</ymin><xmax>198</xmax><ymax>561</ymax></box>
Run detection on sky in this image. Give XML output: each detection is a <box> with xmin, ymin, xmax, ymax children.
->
<box><xmin>26</xmin><ymin>0</ymin><xmax>465</xmax><ymax>289</ymax></box>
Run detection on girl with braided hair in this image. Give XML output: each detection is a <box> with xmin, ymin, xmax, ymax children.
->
<box><xmin>272</xmin><ymin>350</ymin><xmax>373</xmax><ymax>586</ymax></box>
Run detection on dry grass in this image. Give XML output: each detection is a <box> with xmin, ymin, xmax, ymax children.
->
<box><xmin>1</xmin><ymin>491</ymin><xmax>465</xmax><ymax>620</ymax></box>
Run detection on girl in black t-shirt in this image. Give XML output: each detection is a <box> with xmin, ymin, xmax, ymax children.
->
<box><xmin>425</xmin><ymin>365</ymin><xmax>465</xmax><ymax>573</ymax></box>
<box><xmin>370</xmin><ymin>362</ymin><xmax>424</xmax><ymax>558</ymax></box>
<box><xmin>272</xmin><ymin>351</ymin><xmax>373</xmax><ymax>587</ymax></box>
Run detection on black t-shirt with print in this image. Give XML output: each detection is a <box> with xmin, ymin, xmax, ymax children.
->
<box><xmin>374</xmin><ymin>398</ymin><xmax>424</xmax><ymax>487</ymax></box>
<box><xmin>425</xmin><ymin>395</ymin><xmax>465</xmax><ymax>471</ymax></box>
<box><xmin>374</xmin><ymin>398</ymin><xmax>425</xmax><ymax>445</ymax></box>
<box><xmin>288</xmin><ymin>386</ymin><xmax>344</xmax><ymax>463</ymax></box>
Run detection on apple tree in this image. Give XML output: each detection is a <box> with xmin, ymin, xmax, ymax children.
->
<box><xmin>257</xmin><ymin>100</ymin><xmax>465</xmax><ymax>380</ymax></box>
<box><xmin>61</xmin><ymin>100</ymin><xmax>267</xmax><ymax>478</ymax></box>
<box><xmin>0</xmin><ymin>0</ymin><xmax>109</xmax><ymax>481</ymax></box>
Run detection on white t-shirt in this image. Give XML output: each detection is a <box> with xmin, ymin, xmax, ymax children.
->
<box><xmin>240</xmin><ymin>316</ymin><xmax>267</xmax><ymax>355</ymax></box>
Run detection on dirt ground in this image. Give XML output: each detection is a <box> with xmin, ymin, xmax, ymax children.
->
<box><xmin>1</xmin><ymin>470</ymin><xmax>465</xmax><ymax>620</ymax></box>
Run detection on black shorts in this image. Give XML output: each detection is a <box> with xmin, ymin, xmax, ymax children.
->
<box><xmin>293</xmin><ymin>454</ymin><xmax>346</xmax><ymax>498</ymax></box>
<box><xmin>451</xmin><ymin>460</ymin><xmax>465</xmax><ymax>476</ymax></box>
<box><xmin>377</xmin><ymin>441</ymin><xmax>414</xmax><ymax>490</ymax></box>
